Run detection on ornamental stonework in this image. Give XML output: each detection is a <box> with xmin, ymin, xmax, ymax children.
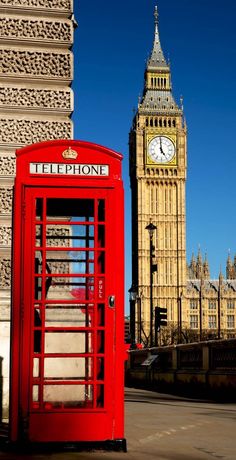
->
<box><xmin>0</xmin><ymin>0</ymin><xmax>71</xmax><ymax>11</ymax></box>
<box><xmin>36</xmin><ymin>227</ymin><xmax>71</xmax><ymax>247</ymax></box>
<box><xmin>47</xmin><ymin>229</ymin><xmax>71</xmax><ymax>247</ymax></box>
<box><xmin>48</xmin><ymin>261</ymin><xmax>70</xmax><ymax>291</ymax></box>
<box><xmin>0</xmin><ymin>258</ymin><xmax>11</xmax><ymax>289</ymax></box>
<box><xmin>0</xmin><ymin>86</ymin><xmax>72</xmax><ymax>111</ymax></box>
<box><xmin>0</xmin><ymin>49</ymin><xmax>72</xmax><ymax>79</ymax></box>
<box><xmin>0</xmin><ymin>226</ymin><xmax>11</xmax><ymax>246</ymax></box>
<box><xmin>48</xmin><ymin>261</ymin><xmax>70</xmax><ymax>275</ymax></box>
<box><xmin>0</xmin><ymin>187</ymin><xmax>13</xmax><ymax>214</ymax></box>
<box><xmin>0</xmin><ymin>118</ymin><xmax>72</xmax><ymax>145</ymax></box>
<box><xmin>0</xmin><ymin>17</ymin><xmax>72</xmax><ymax>42</ymax></box>
<box><xmin>0</xmin><ymin>154</ymin><xmax>15</xmax><ymax>175</ymax></box>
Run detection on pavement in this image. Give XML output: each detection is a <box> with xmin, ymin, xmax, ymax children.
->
<box><xmin>1</xmin><ymin>387</ymin><xmax>236</xmax><ymax>459</ymax></box>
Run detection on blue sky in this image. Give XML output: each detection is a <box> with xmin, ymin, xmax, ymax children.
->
<box><xmin>72</xmin><ymin>0</ymin><xmax>236</xmax><ymax>310</ymax></box>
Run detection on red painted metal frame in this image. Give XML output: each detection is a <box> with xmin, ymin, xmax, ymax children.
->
<box><xmin>10</xmin><ymin>140</ymin><xmax>124</xmax><ymax>443</ymax></box>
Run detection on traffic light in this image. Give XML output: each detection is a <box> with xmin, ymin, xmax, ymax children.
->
<box><xmin>155</xmin><ymin>306</ymin><xmax>167</xmax><ymax>329</ymax></box>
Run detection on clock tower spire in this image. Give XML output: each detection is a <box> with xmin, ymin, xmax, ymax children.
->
<box><xmin>149</xmin><ymin>5</ymin><xmax>167</xmax><ymax>67</ymax></box>
<box><xmin>140</xmin><ymin>5</ymin><xmax>179</xmax><ymax>117</ymax></box>
<box><xmin>129</xmin><ymin>5</ymin><xmax>187</xmax><ymax>346</ymax></box>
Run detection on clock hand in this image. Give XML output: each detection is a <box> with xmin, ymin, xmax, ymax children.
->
<box><xmin>159</xmin><ymin>137</ymin><xmax>166</xmax><ymax>156</ymax></box>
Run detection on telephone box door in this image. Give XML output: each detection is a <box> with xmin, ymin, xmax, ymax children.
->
<box><xmin>14</xmin><ymin>185</ymin><xmax>123</xmax><ymax>442</ymax></box>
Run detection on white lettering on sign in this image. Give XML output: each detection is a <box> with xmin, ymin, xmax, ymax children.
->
<box><xmin>29</xmin><ymin>163</ymin><xmax>109</xmax><ymax>176</ymax></box>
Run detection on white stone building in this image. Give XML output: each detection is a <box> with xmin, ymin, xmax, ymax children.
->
<box><xmin>0</xmin><ymin>0</ymin><xmax>75</xmax><ymax>419</ymax></box>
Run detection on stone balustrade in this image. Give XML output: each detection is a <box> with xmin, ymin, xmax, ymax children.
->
<box><xmin>126</xmin><ymin>339</ymin><xmax>236</xmax><ymax>401</ymax></box>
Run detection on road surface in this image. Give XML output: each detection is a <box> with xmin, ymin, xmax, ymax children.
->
<box><xmin>0</xmin><ymin>387</ymin><xmax>235</xmax><ymax>459</ymax></box>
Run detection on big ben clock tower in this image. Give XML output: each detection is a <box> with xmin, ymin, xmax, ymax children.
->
<box><xmin>129</xmin><ymin>6</ymin><xmax>187</xmax><ymax>345</ymax></box>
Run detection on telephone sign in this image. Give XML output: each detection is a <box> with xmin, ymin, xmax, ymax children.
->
<box><xmin>10</xmin><ymin>140</ymin><xmax>126</xmax><ymax>450</ymax></box>
<box><xmin>29</xmin><ymin>162</ymin><xmax>109</xmax><ymax>176</ymax></box>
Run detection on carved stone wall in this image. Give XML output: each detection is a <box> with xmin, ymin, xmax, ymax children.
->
<box><xmin>0</xmin><ymin>49</ymin><xmax>72</xmax><ymax>79</ymax></box>
<box><xmin>0</xmin><ymin>154</ymin><xmax>15</xmax><ymax>175</ymax></box>
<box><xmin>0</xmin><ymin>258</ymin><xmax>11</xmax><ymax>289</ymax></box>
<box><xmin>0</xmin><ymin>0</ymin><xmax>75</xmax><ymax>419</ymax></box>
<box><xmin>0</xmin><ymin>16</ymin><xmax>72</xmax><ymax>42</ymax></box>
<box><xmin>0</xmin><ymin>86</ymin><xmax>72</xmax><ymax>111</ymax></box>
<box><xmin>0</xmin><ymin>187</ymin><xmax>13</xmax><ymax>214</ymax></box>
<box><xmin>0</xmin><ymin>118</ymin><xmax>72</xmax><ymax>145</ymax></box>
<box><xmin>0</xmin><ymin>0</ymin><xmax>72</xmax><ymax>11</ymax></box>
<box><xmin>0</xmin><ymin>225</ymin><xmax>11</xmax><ymax>246</ymax></box>
<box><xmin>37</xmin><ymin>227</ymin><xmax>71</xmax><ymax>247</ymax></box>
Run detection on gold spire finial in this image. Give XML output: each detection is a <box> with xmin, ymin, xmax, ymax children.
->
<box><xmin>154</xmin><ymin>6</ymin><xmax>158</xmax><ymax>34</ymax></box>
<box><xmin>154</xmin><ymin>5</ymin><xmax>158</xmax><ymax>23</ymax></box>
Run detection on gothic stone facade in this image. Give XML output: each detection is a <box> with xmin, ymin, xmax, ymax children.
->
<box><xmin>0</xmin><ymin>0</ymin><xmax>74</xmax><ymax>418</ymax></box>
<box><xmin>129</xmin><ymin>7</ymin><xmax>186</xmax><ymax>344</ymax></box>
<box><xmin>183</xmin><ymin>253</ymin><xmax>236</xmax><ymax>341</ymax></box>
<box><xmin>129</xmin><ymin>7</ymin><xmax>236</xmax><ymax>346</ymax></box>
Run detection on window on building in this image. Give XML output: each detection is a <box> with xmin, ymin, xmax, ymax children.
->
<box><xmin>227</xmin><ymin>333</ymin><xmax>236</xmax><ymax>339</ymax></box>
<box><xmin>190</xmin><ymin>299</ymin><xmax>198</xmax><ymax>310</ymax></box>
<box><xmin>190</xmin><ymin>315</ymin><xmax>198</xmax><ymax>329</ymax></box>
<box><xmin>208</xmin><ymin>300</ymin><xmax>217</xmax><ymax>310</ymax></box>
<box><xmin>227</xmin><ymin>300</ymin><xmax>235</xmax><ymax>310</ymax></box>
<box><xmin>208</xmin><ymin>315</ymin><xmax>217</xmax><ymax>329</ymax></box>
<box><xmin>227</xmin><ymin>315</ymin><xmax>235</xmax><ymax>329</ymax></box>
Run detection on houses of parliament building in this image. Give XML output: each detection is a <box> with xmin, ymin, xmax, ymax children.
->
<box><xmin>129</xmin><ymin>6</ymin><xmax>236</xmax><ymax>344</ymax></box>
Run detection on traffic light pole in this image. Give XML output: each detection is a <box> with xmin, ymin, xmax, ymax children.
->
<box><xmin>146</xmin><ymin>222</ymin><xmax>157</xmax><ymax>349</ymax></box>
<box><xmin>154</xmin><ymin>318</ymin><xmax>158</xmax><ymax>347</ymax></box>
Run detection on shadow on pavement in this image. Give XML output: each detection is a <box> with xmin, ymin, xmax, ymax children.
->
<box><xmin>125</xmin><ymin>387</ymin><xmax>211</xmax><ymax>404</ymax></box>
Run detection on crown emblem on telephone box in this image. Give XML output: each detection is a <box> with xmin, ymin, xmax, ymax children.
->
<box><xmin>62</xmin><ymin>147</ymin><xmax>78</xmax><ymax>160</ymax></box>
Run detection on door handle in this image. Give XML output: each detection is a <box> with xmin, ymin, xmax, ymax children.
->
<box><xmin>108</xmin><ymin>295</ymin><xmax>115</xmax><ymax>308</ymax></box>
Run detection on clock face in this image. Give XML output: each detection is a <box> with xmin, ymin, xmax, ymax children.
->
<box><xmin>148</xmin><ymin>136</ymin><xmax>175</xmax><ymax>164</ymax></box>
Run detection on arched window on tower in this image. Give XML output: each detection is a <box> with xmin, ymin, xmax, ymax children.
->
<box><xmin>155</xmin><ymin>186</ymin><xmax>158</xmax><ymax>213</ymax></box>
<box><xmin>150</xmin><ymin>186</ymin><xmax>154</xmax><ymax>214</ymax></box>
<box><xmin>164</xmin><ymin>188</ymin><xmax>168</xmax><ymax>213</ymax></box>
<box><xmin>164</xmin><ymin>226</ymin><xmax>168</xmax><ymax>250</ymax></box>
<box><xmin>169</xmin><ymin>188</ymin><xmax>172</xmax><ymax>214</ymax></box>
<box><xmin>169</xmin><ymin>257</ymin><xmax>173</xmax><ymax>284</ymax></box>
<box><xmin>165</xmin><ymin>260</ymin><xmax>169</xmax><ymax>284</ymax></box>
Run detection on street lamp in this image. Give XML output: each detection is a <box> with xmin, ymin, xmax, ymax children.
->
<box><xmin>129</xmin><ymin>284</ymin><xmax>137</xmax><ymax>349</ymax></box>
<box><xmin>145</xmin><ymin>222</ymin><xmax>157</xmax><ymax>347</ymax></box>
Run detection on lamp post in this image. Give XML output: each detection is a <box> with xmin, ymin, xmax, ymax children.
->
<box><xmin>137</xmin><ymin>295</ymin><xmax>142</xmax><ymax>343</ymax></box>
<box><xmin>129</xmin><ymin>284</ymin><xmax>137</xmax><ymax>349</ymax></box>
<box><xmin>178</xmin><ymin>292</ymin><xmax>183</xmax><ymax>344</ymax></box>
<box><xmin>145</xmin><ymin>222</ymin><xmax>157</xmax><ymax>348</ymax></box>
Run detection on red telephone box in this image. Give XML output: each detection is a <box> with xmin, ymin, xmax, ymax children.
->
<box><xmin>10</xmin><ymin>140</ymin><xmax>125</xmax><ymax>449</ymax></box>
